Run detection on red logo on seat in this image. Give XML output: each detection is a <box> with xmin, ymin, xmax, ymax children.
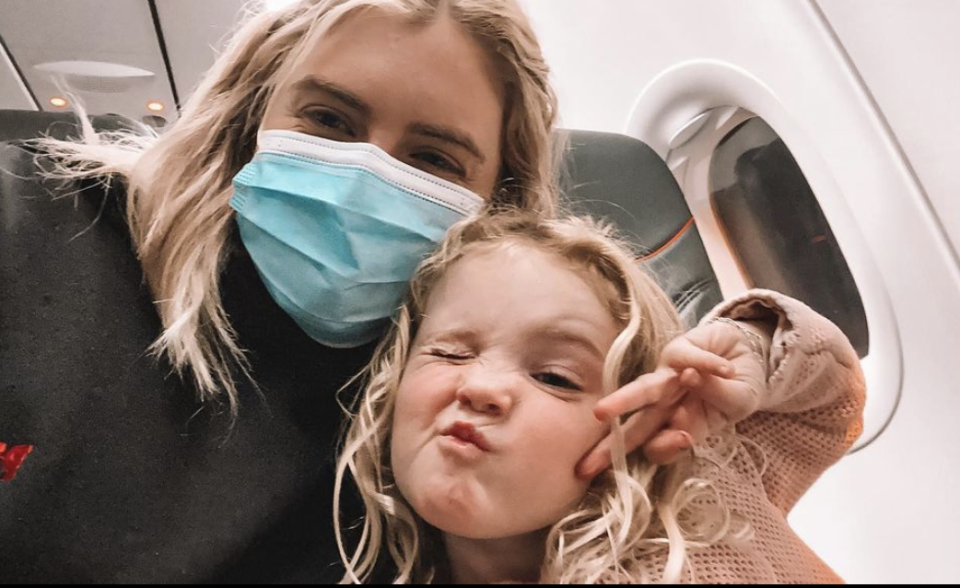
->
<box><xmin>0</xmin><ymin>442</ymin><xmax>34</xmax><ymax>483</ymax></box>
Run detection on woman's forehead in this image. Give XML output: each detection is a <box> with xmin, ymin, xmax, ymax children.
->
<box><xmin>287</xmin><ymin>10</ymin><xmax>505</xmax><ymax>110</ymax></box>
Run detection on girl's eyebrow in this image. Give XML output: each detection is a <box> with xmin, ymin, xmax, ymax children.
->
<box><xmin>537</xmin><ymin>327</ymin><xmax>605</xmax><ymax>361</ymax></box>
<box><xmin>419</xmin><ymin>327</ymin><xmax>480</xmax><ymax>346</ymax></box>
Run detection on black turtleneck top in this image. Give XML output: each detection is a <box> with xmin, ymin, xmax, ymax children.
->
<box><xmin>0</xmin><ymin>143</ymin><xmax>376</xmax><ymax>583</ymax></box>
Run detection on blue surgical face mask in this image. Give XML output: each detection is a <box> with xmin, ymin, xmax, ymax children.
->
<box><xmin>230</xmin><ymin>130</ymin><xmax>485</xmax><ymax>348</ymax></box>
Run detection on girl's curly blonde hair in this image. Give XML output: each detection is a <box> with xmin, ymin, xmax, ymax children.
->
<box><xmin>335</xmin><ymin>209</ymin><xmax>741</xmax><ymax>584</ymax></box>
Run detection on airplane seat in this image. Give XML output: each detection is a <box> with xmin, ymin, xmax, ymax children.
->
<box><xmin>560</xmin><ymin>129</ymin><xmax>724</xmax><ymax>328</ymax></box>
<box><xmin>0</xmin><ymin>108</ymin><xmax>152</xmax><ymax>232</ymax></box>
<box><xmin>0</xmin><ymin>109</ymin><xmax>151</xmax><ymax>144</ymax></box>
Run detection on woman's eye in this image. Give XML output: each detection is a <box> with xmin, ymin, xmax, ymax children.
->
<box><xmin>412</xmin><ymin>151</ymin><xmax>465</xmax><ymax>178</ymax></box>
<box><xmin>305</xmin><ymin>109</ymin><xmax>356</xmax><ymax>138</ymax></box>
<box><xmin>534</xmin><ymin>372</ymin><xmax>583</xmax><ymax>392</ymax></box>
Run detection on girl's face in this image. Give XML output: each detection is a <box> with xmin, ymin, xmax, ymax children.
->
<box><xmin>391</xmin><ymin>245</ymin><xmax>620</xmax><ymax>540</ymax></box>
<box><xmin>261</xmin><ymin>10</ymin><xmax>505</xmax><ymax>197</ymax></box>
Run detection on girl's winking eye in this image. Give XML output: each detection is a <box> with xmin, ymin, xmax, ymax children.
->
<box><xmin>425</xmin><ymin>345</ymin><xmax>473</xmax><ymax>362</ymax></box>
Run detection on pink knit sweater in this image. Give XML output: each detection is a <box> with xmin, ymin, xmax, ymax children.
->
<box><xmin>655</xmin><ymin>289</ymin><xmax>866</xmax><ymax>584</ymax></box>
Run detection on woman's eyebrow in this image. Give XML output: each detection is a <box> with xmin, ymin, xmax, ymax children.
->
<box><xmin>290</xmin><ymin>76</ymin><xmax>371</xmax><ymax>117</ymax></box>
<box><xmin>407</xmin><ymin>122</ymin><xmax>486</xmax><ymax>164</ymax></box>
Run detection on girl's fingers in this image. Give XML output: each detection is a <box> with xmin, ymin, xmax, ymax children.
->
<box><xmin>645</xmin><ymin>396</ymin><xmax>709</xmax><ymax>465</ymax></box>
<box><xmin>683</xmin><ymin>373</ymin><xmax>761</xmax><ymax>424</ymax></box>
<box><xmin>643</xmin><ymin>429</ymin><xmax>694</xmax><ymax>465</ymax></box>
<box><xmin>579</xmin><ymin>331</ymin><xmax>754</xmax><ymax>479</ymax></box>
<box><xmin>679</xmin><ymin>367</ymin><xmax>702</xmax><ymax>389</ymax></box>
<box><xmin>663</xmin><ymin>338</ymin><xmax>736</xmax><ymax>379</ymax></box>
<box><xmin>577</xmin><ymin>397</ymin><xmax>679</xmax><ymax>480</ymax></box>
<box><xmin>594</xmin><ymin>368</ymin><xmax>680</xmax><ymax>421</ymax></box>
<box><xmin>671</xmin><ymin>395</ymin><xmax>711</xmax><ymax>444</ymax></box>
<box><xmin>621</xmin><ymin>399</ymin><xmax>681</xmax><ymax>456</ymax></box>
<box><xmin>576</xmin><ymin>435</ymin><xmax>613</xmax><ymax>480</ymax></box>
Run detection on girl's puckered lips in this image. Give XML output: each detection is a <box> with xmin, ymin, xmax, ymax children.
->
<box><xmin>441</xmin><ymin>422</ymin><xmax>492</xmax><ymax>452</ymax></box>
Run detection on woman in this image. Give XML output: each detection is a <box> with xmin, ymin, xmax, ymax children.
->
<box><xmin>0</xmin><ymin>0</ymin><xmax>859</xmax><ymax>583</ymax></box>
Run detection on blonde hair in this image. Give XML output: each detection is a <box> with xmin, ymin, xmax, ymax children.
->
<box><xmin>335</xmin><ymin>210</ymin><xmax>740</xmax><ymax>584</ymax></box>
<box><xmin>39</xmin><ymin>0</ymin><xmax>559</xmax><ymax>414</ymax></box>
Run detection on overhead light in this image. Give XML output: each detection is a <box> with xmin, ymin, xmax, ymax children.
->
<box><xmin>146</xmin><ymin>101</ymin><xmax>165</xmax><ymax>113</ymax></box>
<box><xmin>49</xmin><ymin>96</ymin><xmax>68</xmax><ymax>108</ymax></box>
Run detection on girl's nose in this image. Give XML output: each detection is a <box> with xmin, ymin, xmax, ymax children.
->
<box><xmin>455</xmin><ymin>366</ymin><xmax>517</xmax><ymax>417</ymax></box>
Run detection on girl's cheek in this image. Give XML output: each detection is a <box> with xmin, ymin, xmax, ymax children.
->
<box><xmin>399</xmin><ymin>366</ymin><xmax>461</xmax><ymax>408</ymax></box>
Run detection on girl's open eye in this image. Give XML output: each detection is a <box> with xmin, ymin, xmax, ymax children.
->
<box><xmin>534</xmin><ymin>372</ymin><xmax>583</xmax><ymax>392</ymax></box>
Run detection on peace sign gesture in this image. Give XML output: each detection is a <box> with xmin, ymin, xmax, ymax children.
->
<box><xmin>577</xmin><ymin>319</ymin><xmax>771</xmax><ymax>479</ymax></box>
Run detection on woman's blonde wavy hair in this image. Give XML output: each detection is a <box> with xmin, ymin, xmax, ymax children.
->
<box><xmin>39</xmin><ymin>0</ymin><xmax>559</xmax><ymax>414</ymax></box>
<box><xmin>335</xmin><ymin>210</ymin><xmax>741</xmax><ymax>584</ymax></box>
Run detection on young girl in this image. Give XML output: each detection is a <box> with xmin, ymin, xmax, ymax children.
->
<box><xmin>335</xmin><ymin>210</ymin><xmax>866</xmax><ymax>584</ymax></box>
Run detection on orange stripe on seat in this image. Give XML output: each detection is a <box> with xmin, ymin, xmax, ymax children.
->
<box><xmin>637</xmin><ymin>217</ymin><xmax>695</xmax><ymax>262</ymax></box>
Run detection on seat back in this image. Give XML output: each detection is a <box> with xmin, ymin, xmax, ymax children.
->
<box><xmin>561</xmin><ymin>129</ymin><xmax>723</xmax><ymax>328</ymax></box>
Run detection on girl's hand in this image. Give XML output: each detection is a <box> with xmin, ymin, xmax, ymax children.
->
<box><xmin>576</xmin><ymin>319</ymin><xmax>769</xmax><ymax>479</ymax></box>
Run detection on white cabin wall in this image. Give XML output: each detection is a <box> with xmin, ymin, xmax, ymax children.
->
<box><xmin>816</xmin><ymin>0</ymin><xmax>960</xmax><ymax>278</ymax></box>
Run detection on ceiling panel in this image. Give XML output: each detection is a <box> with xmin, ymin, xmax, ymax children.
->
<box><xmin>0</xmin><ymin>0</ymin><xmax>176</xmax><ymax>125</ymax></box>
<box><xmin>0</xmin><ymin>33</ymin><xmax>36</xmax><ymax>111</ymax></box>
<box><xmin>155</xmin><ymin>0</ymin><xmax>248</xmax><ymax>106</ymax></box>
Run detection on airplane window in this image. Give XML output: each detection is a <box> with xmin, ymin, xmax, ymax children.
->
<box><xmin>710</xmin><ymin>117</ymin><xmax>869</xmax><ymax>357</ymax></box>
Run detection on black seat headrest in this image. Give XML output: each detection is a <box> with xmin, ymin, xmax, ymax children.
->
<box><xmin>0</xmin><ymin>109</ymin><xmax>150</xmax><ymax>143</ymax></box>
<box><xmin>560</xmin><ymin>129</ymin><xmax>723</xmax><ymax>328</ymax></box>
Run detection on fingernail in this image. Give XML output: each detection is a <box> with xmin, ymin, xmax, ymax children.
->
<box><xmin>678</xmin><ymin>431</ymin><xmax>694</xmax><ymax>449</ymax></box>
